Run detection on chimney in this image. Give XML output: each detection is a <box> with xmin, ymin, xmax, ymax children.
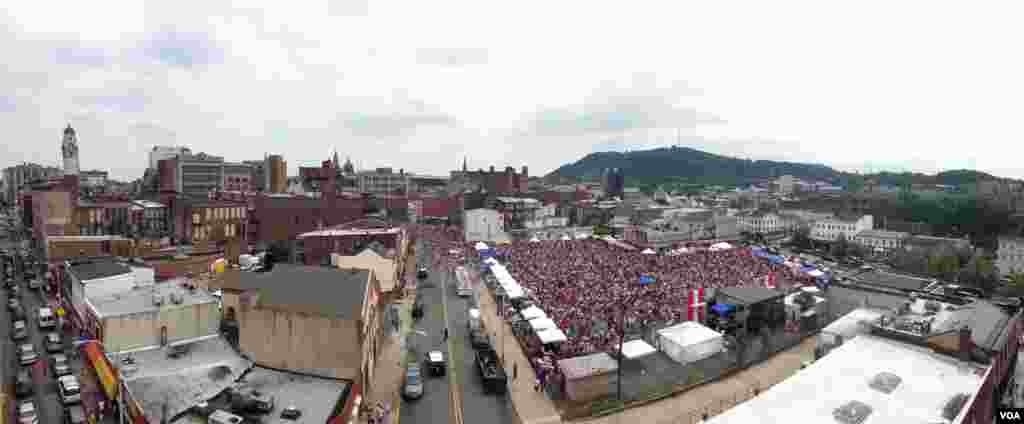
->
<box><xmin>521</xmin><ymin>166</ymin><xmax>528</xmax><ymax>177</ymax></box>
<box><xmin>958</xmin><ymin>325</ymin><xmax>971</xmax><ymax>361</ymax></box>
<box><xmin>489</xmin><ymin>166</ymin><xmax>495</xmax><ymax>173</ymax></box>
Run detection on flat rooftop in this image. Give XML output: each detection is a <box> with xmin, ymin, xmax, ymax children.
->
<box><xmin>854</xmin><ymin>270</ymin><xmax>932</xmax><ymax>291</ymax></box>
<box><xmin>176</xmin><ymin>367</ymin><xmax>351</xmax><ymax>424</ymax></box>
<box><xmin>70</xmin><ymin>260</ymin><xmax>133</xmax><ymax>281</ymax></box>
<box><xmin>708</xmin><ymin>334</ymin><xmax>987</xmax><ymax>424</ymax></box>
<box><xmin>88</xmin><ymin>282</ymin><xmax>218</xmax><ymax>319</ymax></box>
<box><xmin>123</xmin><ymin>337</ymin><xmax>252</xmax><ymax>424</ymax></box>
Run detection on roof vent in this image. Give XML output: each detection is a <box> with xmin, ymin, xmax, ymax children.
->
<box><xmin>868</xmin><ymin>372</ymin><xmax>902</xmax><ymax>394</ymax></box>
<box><xmin>153</xmin><ymin>295</ymin><xmax>164</xmax><ymax>306</ymax></box>
<box><xmin>833</xmin><ymin>400</ymin><xmax>873</xmax><ymax>424</ymax></box>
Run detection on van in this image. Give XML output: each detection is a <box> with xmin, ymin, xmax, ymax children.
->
<box><xmin>38</xmin><ymin>307</ymin><xmax>56</xmax><ymax>329</ymax></box>
<box><xmin>208</xmin><ymin>410</ymin><xmax>243</xmax><ymax>424</ymax></box>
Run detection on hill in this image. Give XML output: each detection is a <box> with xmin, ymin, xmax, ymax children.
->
<box><xmin>548</xmin><ymin>146</ymin><xmax>841</xmax><ymax>184</ymax></box>
<box><xmin>547</xmin><ymin>147</ymin><xmax>1005</xmax><ymax>188</ymax></box>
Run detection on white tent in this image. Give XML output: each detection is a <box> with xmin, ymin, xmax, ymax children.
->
<box><xmin>560</xmin><ymin>235</ymin><xmax>571</xmax><ymax>241</ymax></box>
<box><xmin>537</xmin><ymin>328</ymin><xmax>568</xmax><ymax>344</ymax></box>
<box><xmin>530</xmin><ymin>317</ymin><xmax>557</xmax><ymax>331</ymax></box>
<box><xmin>475</xmin><ymin>242</ymin><xmax>489</xmax><ymax>250</ymax></box>
<box><xmin>710</xmin><ymin>242</ymin><xmax>733</xmax><ymax>251</ymax></box>
<box><xmin>618</xmin><ymin>339</ymin><xmax>657</xmax><ymax>359</ymax></box>
<box><xmin>801</xmin><ymin>286</ymin><xmax>821</xmax><ymax>293</ymax></box>
<box><xmin>504</xmin><ymin>284</ymin><xmax>525</xmax><ymax>299</ymax></box>
<box><xmin>656</xmin><ymin>322</ymin><xmax>724</xmax><ymax>365</ymax></box>
<box><xmin>529</xmin><ymin>237</ymin><xmax>540</xmax><ymax>243</ymax></box>
<box><xmin>807</xmin><ymin>269</ymin><xmax>825</xmax><ymax>277</ymax></box>
<box><xmin>484</xmin><ymin>257</ymin><xmax>498</xmax><ymax>265</ymax></box>
<box><xmin>641</xmin><ymin>248</ymin><xmax>656</xmax><ymax>255</ymax></box>
<box><xmin>520</xmin><ymin>305</ymin><xmax>547</xmax><ymax>320</ymax></box>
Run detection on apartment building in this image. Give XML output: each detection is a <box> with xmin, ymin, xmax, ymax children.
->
<box><xmin>812</xmin><ymin>214</ymin><xmax>874</xmax><ymax>242</ymax></box>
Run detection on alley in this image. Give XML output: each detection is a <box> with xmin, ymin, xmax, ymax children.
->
<box><xmin>399</xmin><ymin>241</ymin><xmax>451</xmax><ymax>424</ymax></box>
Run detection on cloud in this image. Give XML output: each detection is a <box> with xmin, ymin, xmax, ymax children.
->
<box><xmin>73</xmin><ymin>94</ymin><xmax>150</xmax><ymax>114</ymax></box>
<box><xmin>140</xmin><ymin>30</ymin><xmax>224</xmax><ymax>67</ymax></box>
<box><xmin>525</xmin><ymin>75</ymin><xmax>722</xmax><ymax>136</ymax></box>
<box><xmin>52</xmin><ymin>45</ymin><xmax>113</xmax><ymax>67</ymax></box>
<box><xmin>416</xmin><ymin>48</ymin><xmax>489</xmax><ymax>67</ymax></box>
<box><xmin>338</xmin><ymin>97</ymin><xmax>459</xmax><ymax>137</ymax></box>
<box><xmin>0</xmin><ymin>96</ymin><xmax>15</xmax><ymax>113</ymax></box>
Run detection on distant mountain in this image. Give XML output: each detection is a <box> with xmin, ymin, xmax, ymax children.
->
<box><xmin>547</xmin><ymin>147</ymin><xmax>1006</xmax><ymax>188</ymax></box>
<box><xmin>548</xmin><ymin>146</ymin><xmax>841</xmax><ymax>183</ymax></box>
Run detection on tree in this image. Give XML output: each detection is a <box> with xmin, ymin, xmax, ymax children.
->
<box><xmin>958</xmin><ymin>255</ymin><xmax>998</xmax><ymax>294</ymax></box>
<box><xmin>593</xmin><ymin>224</ymin><xmax>611</xmax><ymax>237</ymax></box>
<box><xmin>928</xmin><ymin>254</ymin><xmax>960</xmax><ymax>281</ymax></box>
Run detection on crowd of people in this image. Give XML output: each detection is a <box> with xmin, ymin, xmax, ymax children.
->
<box><xmin>495</xmin><ymin>239</ymin><xmax>796</xmax><ymax>358</ymax></box>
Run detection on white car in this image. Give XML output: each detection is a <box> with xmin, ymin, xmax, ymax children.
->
<box><xmin>58</xmin><ymin>375</ymin><xmax>82</xmax><ymax>405</ymax></box>
<box><xmin>18</xmin><ymin>401</ymin><xmax>38</xmax><ymax>424</ymax></box>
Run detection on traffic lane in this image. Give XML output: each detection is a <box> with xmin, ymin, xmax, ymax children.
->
<box><xmin>24</xmin><ymin>275</ymin><xmax>65</xmax><ymax>424</ymax></box>
<box><xmin>400</xmin><ymin>242</ymin><xmax>451</xmax><ymax>424</ymax></box>
<box><xmin>448</xmin><ymin>287</ymin><xmax>516</xmax><ymax>424</ymax></box>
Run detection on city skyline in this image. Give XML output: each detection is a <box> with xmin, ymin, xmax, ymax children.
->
<box><xmin>2</xmin><ymin>1</ymin><xmax>1023</xmax><ymax>181</ymax></box>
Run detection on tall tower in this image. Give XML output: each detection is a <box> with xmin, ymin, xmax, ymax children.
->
<box><xmin>61</xmin><ymin>124</ymin><xmax>80</xmax><ymax>175</ymax></box>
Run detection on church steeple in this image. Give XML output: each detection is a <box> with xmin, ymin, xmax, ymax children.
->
<box><xmin>342</xmin><ymin>156</ymin><xmax>355</xmax><ymax>174</ymax></box>
<box><xmin>332</xmin><ymin>150</ymin><xmax>340</xmax><ymax>169</ymax></box>
<box><xmin>61</xmin><ymin>123</ymin><xmax>80</xmax><ymax>175</ymax></box>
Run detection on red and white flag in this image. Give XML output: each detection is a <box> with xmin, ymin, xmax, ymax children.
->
<box><xmin>688</xmin><ymin>288</ymin><xmax>706</xmax><ymax>322</ymax></box>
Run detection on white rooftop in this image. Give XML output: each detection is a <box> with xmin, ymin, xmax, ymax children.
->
<box><xmin>88</xmin><ymin>282</ymin><xmax>218</xmax><ymax>319</ymax></box>
<box><xmin>707</xmin><ymin>334</ymin><xmax>987</xmax><ymax>424</ymax></box>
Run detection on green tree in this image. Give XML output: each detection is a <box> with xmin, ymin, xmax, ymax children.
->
<box><xmin>958</xmin><ymin>255</ymin><xmax>998</xmax><ymax>294</ymax></box>
<box><xmin>593</xmin><ymin>224</ymin><xmax>611</xmax><ymax>237</ymax></box>
<box><xmin>928</xmin><ymin>254</ymin><xmax>960</xmax><ymax>280</ymax></box>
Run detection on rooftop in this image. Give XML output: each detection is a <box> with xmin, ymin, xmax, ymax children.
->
<box><xmin>87</xmin><ymin>282</ymin><xmax>219</xmax><ymax>319</ymax></box>
<box><xmin>334</xmin><ymin>255</ymin><xmax>397</xmax><ymax>292</ymax></box>
<box><xmin>122</xmin><ymin>337</ymin><xmax>252</xmax><ymax>424</ymax></box>
<box><xmin>716</xmin><ymin>287</ymin><xmax>786</xmax><ymax>305</ymax></box>
<box><xmin>69</xmin><ymin>260</ymin><xmax>133</xmax><ymax>282</ymax></box>
<box><xmin>707</xmin><ymin>334</ymin><xmax>987</xmax><ymax>424</ymax></box>
<box><xmin>178</xmin><ymin>367</ymin><xmax>351</xmax><ymax>424</ymax></box>
<box><xmin>222</xmin><ymin>265</ymin><xmax>370</xmax><ymax>320</ymax></box>
<box><xmin>297</xmin><ymin>226</ymin><xmax>401</xmax><ymax>238</ymax></box>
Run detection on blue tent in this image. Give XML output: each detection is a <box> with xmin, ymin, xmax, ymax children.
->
<box><xmin>768</xmin><ymin>255</ymin><xmax>785</xmax><ymax>264</ymax></box>
<box><xmin>479</xmin><ymin>248</ymin><xmax>497</xmax><ymax>259</ymax></box>
<box><xmin>640</xmin><ymin>275</ymin><xmax>657</xmax><ymax>285</ymax></box>
<box><xmin>712</xmin><ymin>303</ymin><xmax>737</xmax><ymax>315</ymax></box>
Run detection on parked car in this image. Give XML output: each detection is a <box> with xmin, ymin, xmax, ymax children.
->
<box><xmin>64</xmin><ymin>405</ymin><xmax>86</xmax><ymax>424</ymax></box>
<box><xmin>425</xmin><ymin>350</ymin><xmax>446</xmax><ymax>376</ymax></box>
<box><xmin>12</xmin><ymin>320</ymin><xmax>28</xmax><ymax>341</ymax></box>
<box><xmin>52</xmin><ymin>353</ymin><xmax>72</xmax><ymax>377</ymax></box>
<box><xmin>8</xmin><ymin>295</ymin><xmax>20</xmax><ymax>310</ymax></box>
<box><xmin>28</xmin><ymin>278</ymin><xmax>42</xmax><ymax>290</ymax></box>
<box><xmin>11</xmin><ymin>304</ymin><xmax>26</xmax><ymax>321</ymax></box>
<box><xmin>19</xmin><ymin>343</ymin><xmax>38</xmax><ymax>365</ymax></box>
<box><xmin>14</xmin><ymin>370</ymin><xmax>34</xmax><ymax>397</ymax></box>
<box><xmin>280</xmin><ymin>406</ymin><xmax>302</xmax><ymax>420</ymax></box>
<box><xmin>403</xmin><ymin>365</ymin><xmax>424</xmax><ymax>400</ymax></box>
<box><xmin>38</xmin><ymin>307</ymin><xmax>56</xmax><ymax>329</ymax></box>
<box><xmin>417</xmin><ymin>267</ymin><xmax>429</xmax><ymax>279</ymax></box>
<box><xmin>17</xmin><ymin>401</ymin><xmax>38</xmax><ymax>424</ymax></box>
<box><xmin>45</xmin><ymin>332</ymin><xmax>63</xmax><ymax>353</ymax></box>
<box><xmin>58</xmin><ymin>375</ymin><xmax>82</xmax><ymax>405</ymax></box>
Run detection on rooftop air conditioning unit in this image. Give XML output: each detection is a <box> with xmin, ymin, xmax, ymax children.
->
<box><xmin>153</xmin><ymin>295</ymin><xmax>164</xmax><ymax>306</ymax></box>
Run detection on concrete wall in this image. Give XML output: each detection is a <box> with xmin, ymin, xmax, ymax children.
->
<box><xmin>102</xmin><ymin>302</ymin><xmax>220</xmax><ymax>352</ymax></box>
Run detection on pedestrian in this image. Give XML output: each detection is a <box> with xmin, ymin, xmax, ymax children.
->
<box><xmin>513</xmin><ymin>362</ymin><xmax>518</xmax><ymax>381</ymax></box>
<box><xmin>534</xmin><ymin>377</ymin><xmax>541</xmax><ymax>392</ymax></box>
<box><xmin>443</xmin><ymin>328</ymin><xmax>448</xmax><ymax>341</ymax></box>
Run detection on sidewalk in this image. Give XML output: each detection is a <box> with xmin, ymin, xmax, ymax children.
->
<box><xmin>362</xmin><ymin>298</ymin><xmax>413</xmax><ymax>424</ymax></box>
<box><xmin>477</xmin><ymin>283</ymin><xmax>562</xmax><ymax>424</ymax></box>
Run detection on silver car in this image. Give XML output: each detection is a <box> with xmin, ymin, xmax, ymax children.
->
<box><xmin>403</xmin><ymin>365</ymin><xmax>423</xmax><ymax>400</ymax></box>
<box><xmin>52</xmin><ymin>354</ymin><xmax>71</xmax><ymax>377</ymax></box>
<box><xmin>18</xmin><ymin>401</ymin><xmax>38</xmax><ymax>424</ymax></box>
<box><xmin>12</xmin><ymin>320</ymin><xmax>28</xmax><ymax>341</ymax></box>
<box><xmin>19</xmin><ymin>344</ymin><xmax>38</xmax><ymax>365</ymax></box>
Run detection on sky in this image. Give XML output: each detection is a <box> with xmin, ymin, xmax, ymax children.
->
<box><xmin>2</xmin><ymin>1</ymin><xmax>1023</xmax><ymax>181</ymax></box>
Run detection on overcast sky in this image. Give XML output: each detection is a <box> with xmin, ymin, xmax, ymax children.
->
<box><xmin>3</xmin><ymin>1</ymin><xmax>1022</xmax><ymax>181</ymax></box>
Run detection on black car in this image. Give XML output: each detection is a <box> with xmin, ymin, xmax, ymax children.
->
<box><xmin>14</xmin><ymin>370</ymin><xmax>33</xmax><ymax>397</ymax></box>
<box><xmin>417</xmin><ymin>267</ymin><xmax>429</xmax><ymax>279</ymax></box>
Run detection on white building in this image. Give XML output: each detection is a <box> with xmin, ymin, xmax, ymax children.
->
<box><xmin>812</xmin><ymin>215</ymin><xmax>873</xmax><ymax>242</ymax></box>
<box><xmin>997</xmin><ymin>236</ymin><xmax>1024</xmax><ymax>275</ymax></box>
<box><xmin>736</xmin><ymin>211</ymin><xmax>796</xmax><ymax>234</ymax></box>
<box><xmin>853</xmin><ymin>229</ymin><xmax>910</xmax><ymax>253</ymax></box>
<box><xmin>148</xmin><ymin>146</ymin><xmax>192</xmax><ymax>170</ymax></box>
<box><xmin>707</xmin><ymin>334</ymin><xmax>987</xmax><ymax>424</ymax></box>
<box><xmin>463</xmin><ymin>208</ymin><xmax>508</xmax><ymax>243</ymax></box>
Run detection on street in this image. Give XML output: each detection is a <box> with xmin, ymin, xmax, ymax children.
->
<box><xmin>446</xmin><ymin>268</ymin><xmax>517</xmax><ymax>424</ymax></box>
<box><xmin>399</xmin><ymin>241</ymin><xmax>451</xmax><ymax>424</ymax></box>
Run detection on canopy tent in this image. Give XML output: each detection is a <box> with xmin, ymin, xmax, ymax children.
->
<box><xmin>483</xmin><ymin>257</ymin><xmax>499</xmax><ymax>266</ymax></box>
<box><xmin>807</xmin><ymin>269</ymin><xmax>825</xmax><ymax>277</ymax></box>
<box><xmin>711</xmin><ymin>303</ymin><xmax>737</xmax><ymax>315</ymax></box>
<box><xmin>641</xmin><ymin>248</ymin><xmax>656</xmax><ymax>255</ymax></box>
<box><xmin>529</xmin><ymin>237</ymin><xmax>541</xmax><ymax>243</ymax></box>
<box><xmin>768</xmin><ymin>255</ymin><xmax>786</xmax><ymax>264</ymax></box>
<box><xmin>530</xmin><ymin>317</ymin><xmax>557</xmax><ymax>332</ymax></box>
<box><xmin>520</xmin><ymin>305</ymin><xmax>547</xmax><ymax>320</ymax></box>
<box><xmin>618</xmin><ymin>339</ymin><xmax>657</xmax><ymax>359</ymax></box>
<box><xmin>656</xmin><ymin>322</ymin><xmax>725</xmax><ymax>365</ymax></box>
<box><xmin>710</xmin><ymin>242</ymin><xmax>734</xmax><ymax>251</ymax></box>
<box><xmin>474</xmin><ymin>242</ymin><xmax>489</xmax><ymax>250</ymax></box>
<box><xmin>561</xmin><ymin>235</ymin><xmax>572</xmax><ymax>241</ymax></box>
<box><xmin>801</xmin><ymin>286</ymin><xmax>821</xmax><ymax>293</ymax></box>
<box><xmin>800</xmin><ymin>266</ymin><xmax>818</xmax><ymax>274</ymax></box>
<box><xmin>537</xmin><ymin>328</ymin><xmax>568</xmax><ymax>344</ymax></box>
<box><xmin>504</xmin><ymin>284</ymin><xmax>525</xmax><ymax>299</ymax></box>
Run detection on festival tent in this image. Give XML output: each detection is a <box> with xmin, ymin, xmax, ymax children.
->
<box><xmin>530</xmin><ymin>237</ymin><xmax>541</xmax><ymax>243</ymax></box>
<box><xmin>641</xmin><ymin>248</ymin><xmax>656</xmax><ymax>255</ymax></box>
<box><xmin>484</xmin><ymin>257</ymin><xmax>498</xmax><ymax>266</ymax></box>
<box><xmin>807</xmin><ymin>269</ymin><xmax>825</xmax><ymax>278</ymax></box>
<box><xmin>530</xmin><ymin>317</ymin><xmax>558</xmax><ymax>332</ymax></box>
<box><xmin>475</xmin><ymin>242</ymin><xmax>489</xmax><ymax>250</ymax></box>
<box><xmin>618</xmin><ymin>339</ymin><xmax>657</xmax><ymax>359</ymax></box>
<box><xmin>520</xmin><ymin>305</ymin><xmax>547</xmax><ymax>320</ymax></box>
<box><xmin>537</xmin><ymin>328</ymin><xmax>568</xmax><ymax>344</ymax></box>
<box><xmin>801</xmin><ymin>286</ymin><xmax>821</xmax><ymax>293</ymax></box>
<box><xmin>504</xmin><ymin>283</ymin><xmax>525</xmax><ymax>299</ymax></box>
<box><xmin>561</xmin><ymin>235</ymin><xmax>572</xmax><ymax>241</ymax></box>
<box><xmin>710</xmin><ymin>242</ymin><xmax>734</xmax><ymax>251</ymax></box>
<box><xmin>711</xmin><ymin>303</ymin><xmax>737</xmax><ymax>316</ymax></box>
<box><xmin>768</xmin><ymin>255</ymin><xmax>785</xmax><ymax>264</ymax></box>
<box><xmin>656</xmin><ymin>322</ymin><xmax>725</xmax><ymax>365</ymax></box>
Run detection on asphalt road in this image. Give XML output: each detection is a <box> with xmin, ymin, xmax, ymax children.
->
<box><xmin>446</xmin><ymin>269</ymin><xmax>517</xmax><ymax>424</ymax></box>
<box><xmin>399</xmin><ymin>241</ymin><xmax>451</xmax><ymax>424</ymax></box>
<box><xmin>3</xmin><ymin>250</ymin><xmax>66</xmax><ymax>424</ymax></box>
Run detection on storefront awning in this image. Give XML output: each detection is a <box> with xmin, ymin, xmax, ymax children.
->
<box><xmin>84</xmin><ymin>342</ymin><xmax>120</xmax><ymax>400</ymax></box>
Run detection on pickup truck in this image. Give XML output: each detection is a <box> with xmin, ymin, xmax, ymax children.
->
<box><xmin>475</xmin><ymin>348</ymin><xmax>508</xmax><ymax>394</ymax></box>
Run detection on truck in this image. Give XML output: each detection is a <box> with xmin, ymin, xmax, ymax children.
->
<box><xmin>475</xmin><ymin>348</ymin><xmax>507</xmax><ymax>394</ymax></box>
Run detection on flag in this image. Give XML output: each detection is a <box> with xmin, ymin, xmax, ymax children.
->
<box><xmin>688</xmin><ymin>288</ymin><xmax>706</xmax><ymax>322</ymax></box>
